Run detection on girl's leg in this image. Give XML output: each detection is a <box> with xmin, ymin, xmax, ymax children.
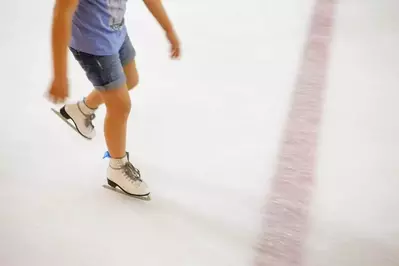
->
<box><xmin>84</xmin><ymin>59</ymin><xmax>139</xmax><ymax>109</ymax></box>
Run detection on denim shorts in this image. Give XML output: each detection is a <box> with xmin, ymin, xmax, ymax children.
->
<box><xmin>69</xmin><ymin>34</ymin><xmax>136</xmax><ymax>91</ymax></box>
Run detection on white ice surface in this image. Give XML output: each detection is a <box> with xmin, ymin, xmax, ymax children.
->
<box><xmin>306</xmin><ymin>0</ymin><xmax>399</xmax><ymax>265</ymax></box>
<box><xmin>0</xmin><ymin>0</ymin><xmax>314</xmax><ymax>265</ymax></box>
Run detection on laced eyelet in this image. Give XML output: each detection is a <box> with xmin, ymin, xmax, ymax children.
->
<box><xmin>122</xmin><ymin>162</ymin><xmax>142</xmax><ymax>183</ymax></box>
<box><xmin>84</xmin><ymin>113</ymin><xmax>96</xmax><ymax>129</ymax></box>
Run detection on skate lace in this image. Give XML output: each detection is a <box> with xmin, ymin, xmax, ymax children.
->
<box><xmin>122</xmin><ymin>162</ymin><xmax>142</xmax><ymax>183</ymax></box>
<box><xmin>84</xmin><ymin>113</ymin><xmax>96</xmax><ymax>129</ymax></box>
<box><xmin>77</xmin><ymin>102</ymin><xmax>96</xmax><ymax>129</ymax></box>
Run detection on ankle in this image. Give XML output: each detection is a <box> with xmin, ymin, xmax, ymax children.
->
<box><xmin>110</xmin><ymin>152</ymin><xmax>127</xmax><ymax>160</ymax></box>
<box><xmin>83</xmin><ymin>98</ymin><xmax>98</xmax><ymax>110</ymax></box>
<box><xmin>78</xmin><ymin>99</ymin><xmax>97</xmax><ymax>114</ymax></box>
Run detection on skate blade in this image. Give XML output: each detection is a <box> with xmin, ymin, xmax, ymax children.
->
<box><xmin>102</xmin><ymin>185</ymin><xmax>151</xmax><ymax>201</ymax></box>
<box><xmin>51</xmin><ymin>108</ymin><xmax>91</xmax><ymax>141</ymax></box>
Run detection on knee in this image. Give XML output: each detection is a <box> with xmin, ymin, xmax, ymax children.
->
<box><xmin>105</xmin><ymin>92</ymin><xmax>131</xmax><ymax>119</ymax></box>
<box><xmin>113</xmin><ymin>97</ymin><xmax>131</xmax><ymax>118</ymax></box>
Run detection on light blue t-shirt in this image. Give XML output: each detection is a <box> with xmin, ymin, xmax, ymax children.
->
<box><xmin>70</xmin><ymin>0</ymin><xmax>128</xmax><ymax>55</ymax></box>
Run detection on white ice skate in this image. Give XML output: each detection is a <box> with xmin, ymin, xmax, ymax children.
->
<box><xmin>103</xmin><ymin>152</ymin><xmax>151</xmax><ymax>200</ymax></box>
<box><xmin>51</xmin><ymin>100</ymin><xmax>96</xmax><ymax>140</ymax></box>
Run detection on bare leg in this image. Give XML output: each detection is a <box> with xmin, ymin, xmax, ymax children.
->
<box><xmin>99</xmin><ymin>84</ymin><xmax>131</xmax><ymax>158</ymax></box>
<box><xmin>85</xmin><ymin>60</ymin><xmax>139</xmax><ymax>109</ymax></box>
<box><xmin>99</xmin><ymin>81</ymin><xmax>149</xmax><ymax>197</ymax></box>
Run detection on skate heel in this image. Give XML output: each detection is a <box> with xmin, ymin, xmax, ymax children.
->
<box><xmin>107</xmin><ymin>179</ymin><xmax>118</xmax><ymax>188</ymax></box>
<box><xmin>60</xmin><ymin>106</ymin><xmax>71</xmax><ymax>119</ymax></box>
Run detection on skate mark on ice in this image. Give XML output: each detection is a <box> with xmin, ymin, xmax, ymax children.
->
<box><xmin>255</xmin><ymin>0</ymin><xmax>337</xmax><ymax>265</ymax></box>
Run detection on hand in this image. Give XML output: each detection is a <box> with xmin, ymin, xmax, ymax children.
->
<box><xmin>166</xmin><ymin>30</ymin><xmax>181</xmax><ymax>59</ymax></box>
<box><xmin>46</xmin><ymin>77</ymin><xmax>69</xmax><ymax>104</ymax></box>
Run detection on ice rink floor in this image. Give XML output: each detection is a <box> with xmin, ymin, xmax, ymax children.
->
<box><xmin>1</xmin><ymin>0</ymin><xmax>399</xmax><ymax>265</ymax></box>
